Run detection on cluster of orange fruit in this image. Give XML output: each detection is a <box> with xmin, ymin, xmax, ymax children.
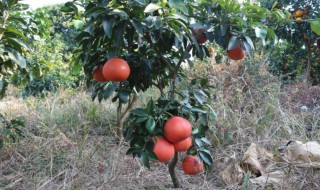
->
<box><xmin>153</xmin><ymin>116</ymin><xmax>204</xmax><ymax>175</ymax></box>
<box><xmin>291</xmin><ymin>9</ymin><xmax>308</xmax><ymax>23</ymax></box>
<box><xmin>93</xmin><ymin>58</ymin><xmax>130</xmax><ymax>82</ymax></box>
<box><xmin>193</xmin><ymin>27</ymin><xmax>245</xmax><ymax>61</ymax></box>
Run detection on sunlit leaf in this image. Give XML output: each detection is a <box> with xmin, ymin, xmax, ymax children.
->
<box><xmin>144</xmin><ymin>3</ymin><xmax>162</xmax><ymax>13</ymax></box>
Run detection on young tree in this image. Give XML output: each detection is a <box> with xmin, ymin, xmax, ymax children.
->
<box><xmin>63</xmin><ymin>0</ymin><xmax>288</xmax><ymax>188</ymax></box>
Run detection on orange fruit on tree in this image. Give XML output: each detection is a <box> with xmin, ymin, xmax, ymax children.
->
<box><xmin>102</xmin><ymin>58</ymin><xmax>130</xmax><ymax>82</ymax></box>
<box><xmin>208</xmin><ymin>46</ymin><xmax>214</xmax><ymax>53</ymax></box>
<box><xmin>193</xmin><ymin>28</ymin><xmax>207</xmax><ymax>44</ymax></box>
<box><xmin>295</xmin><ymin>17</ymin><xmax>303</xmax><ymax>23</ymax></box>
<box><xmin>93</xmin><ymin>65</ymin><xmax>108</xmax><ymax>82</ymax></box>
<box><xmin>226</xmin><ymin>44</ymin><xmax>244</xmax><ymax>61</ymax></box>
<box><xmin>293</xmin><ymin>10</ymin><xmax>304</xmax><ymax>17</ymax></box>
<box><xmin>164</xmin><ymin>116</ymin><xmax>192</xmax><ymax>144</ymax></box>
<box><xmin>173</xmin><ymin>137</ymin><xmax>192</xmax><ymax>152</ymax></box>
<box><xmin>153</xmin><ymin>136</ymin><xmax>175</xmax><ymax>162</ymax></box>
<box><xmin>182</xmin><ymin>155</ymin><xmax>204</xmax><ymax>175</ymax></box>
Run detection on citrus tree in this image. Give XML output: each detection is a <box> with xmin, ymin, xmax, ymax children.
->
<box><xmin>0</xmin><ymin>0</ymin><xmax>31</xmax><ymax>98</ymax></box>
<box><xmin>0</xmin><ymin>0</ymin><xmax>52</xmax><ymax>150</ymax></box>
<box><xmin>19</xmin><ymin>5</ymin><xmax>84</xmax><ymax>97</ymax></box>
<box><xmin>0</xmin><ymin>0</ymin><xmax>32</xmax><ymax>149</ymax></box>
<box><xmin>262</xmin><ymin>0</ymin><xmax>320</xmax><ymax>84</ymax></box>
<box><xmin>63</xmin><ymin>0</ymin><xmax>288</xmax><ymax>188</ymax></box>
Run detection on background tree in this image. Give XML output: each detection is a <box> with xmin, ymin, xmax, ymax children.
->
<box><xmin>0</xmin><ymin>0</ymin><xmax>31</xmax><ymax>98</ymax></box>
<box><xmin>262</xmin><ymin>0</ymin><xmax>320</xmax><ymax>84</ymax></box>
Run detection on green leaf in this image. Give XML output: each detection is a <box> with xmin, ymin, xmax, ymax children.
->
<box><xmin>135</xmin><ymin>116</ymin><xmax>148</xmax><ymax>123</ymax></box>
<box><xmin>199</xmin><ymin>150</ymin><xmax>213</xmax><ymax>165</ymax></box>
<box><xmin>103</xmin><ymin>15</ymin><xmax>116</xmax><ymax>39</ymax></box>
<box><xmin>118</xmin><ymin>89</ymin><xmax>131</xmax><ymax>103</ymax></box>
<box><xmin>192</xmin><ymin>128</ymin><xmax>199</xmax><ymax>135</ymax></box>
<box><xmin>153</xmin><ymin>16</ymin><xmax>162</xmax><ymax>29</ymax></box>
<box><xmin>131</xmin><ymin>19</ymin><xmax>144</xmax><ymax>36</ymax></box>
<box><xmin>243</xmin><ymin>41</ymin><xmax>253</xmax><ymax>59</ymax></box>
<box><xmin>227</xmin><ymin>36</ymin><xmax>241</xmax><ymax>50</ymax></box>
<box><xmin>310</xmin><ymin>19</ymin><xmax>320</xmax><ymax>35</ymax></box>
<box><xmin>146</xmin><ymin>99</ymin><xmax>154</xmax><ymax>114</ymax></box>
<box><xmin>0</xmin><ymin>76</ymin><xmax>8</xmax><ymax>99</ymax></box>
<box><xmin>108</xmin><ymin>9</ymin><xmax>128</xmax><ymax>20</ymax></box>
<box><xmin>126</xmin><ymin>147</ymin><xmax>138</xmax><ymax>155</ymax></box>
<box><xmin>61</xmin><ymin>6</ymin><xmax>74</xmax><ymax>12</ymax></box>
<box><xmin>71</xmin><ymin>62</ymin><xmax>82</xmax><ymax>75</ymax></box>
<box><xmin>135</xmin><ymin>0</ymin><xmax>147</xmax><ymax>5</ymax></box>
<box><xmin>201</xmin><ymin>137</ymin><xmax>211</xmax><ymax>145</ymax></box>
<box><xmin>255</xmin><ymin>27</ymin><xmax>267</xmax><ymax>39</ymax></box>
<box><xmin>205</xmin><ymin>104</ymin><xmax>217</xmax><ymax>118</ymax></box>
<box><xmin>146</xmin><ymin>149</ymin><xmax>158</xmax><ymax>160</ymax></box>
<box><xmin>7</xmin><ymin>0</ymin><xmax>18</xmax><ymax>7</ymax></box>
<box><xmin>131</xmin><ymin>108</ymin><xmax>148</xmax><ymax>117</ymax></box>
<box><xmin>6</xmin><ymin>48</ymin><xmax>26</xmax><ymax>68</ymax></box>
<box><xmin>0</xmin><ymin>139</ymin><xmax>3</xmax><ymax>150</ymax></box>
<box><xmin>194</xmin><ymin>92</ymin><xmax>204</xmax><ymax>105</ymax></box>
<box><xmin>168</xmin><ymin>13</ymin><xmax>189</xmax><ymax>23</ymax></box>
<box><xmin>113</xmin><ymin>21</ymin><xmax>127</xmax><ymax>47</ymax></box>
<box><xmin>6</xmin><ymin>37</ymin><xmax>29</xmax><ymax>50</ymax></box>
<box><xmin>195</xmin><ymin>138</ymin><xmax>204</xmax><ymax>147</ymax></box>
<box><xmin>104</xmin><ymin>83</ymin><xmax>117</xmax><ymax>100</ymax></box>
<box><xmin>244</xmin><ymin>36</ymin><xmax>254</xmax><ymax>49</ymax></box>
<box><xmin>5</xmin><ymin>26</ymin><xmax>27</xmax><ymax>40</ymax></box>
<box><xmin>98</xmin><ymin>90</ymin><xmax>104</xmax><ymax>102</ymax></box>
<box><xmin>74</xmin><ymin>20</ymin><xmax>85</xmax><ymax>30</ymax></box>
<box><xmin>169</xmin><ymin>0</ymin><xmax>185</xmax><ymax>8</ymax></box>
<box><xmin>191</xmin><ymin>107</ymin><xmax>207</xmax><ymax>113</ymax></box>
<box><xmin>144</xmin><ymin>3</ymin><xmax>162</xmax><ymax>13</ymax></box>
<box><xmin>141</xmin><ymin>152</ymin><xmax>150</xmax><ymax>169</ymax></box>
<box><xmin>146</xmin><ymin>118</ymin><xmax>156</xmax><ymax>133</ymax></box>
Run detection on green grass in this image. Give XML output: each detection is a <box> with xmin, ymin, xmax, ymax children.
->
<box><xmin>0</xmin><ymin>59</ymin><xmax>319</xmax><ymax>189</ymax></box>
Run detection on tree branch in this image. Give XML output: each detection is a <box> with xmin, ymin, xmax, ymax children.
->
<box><xmin>116</xmin><ymin>93</ymin><xmax>138</xmax><ymax>138</ymax></box>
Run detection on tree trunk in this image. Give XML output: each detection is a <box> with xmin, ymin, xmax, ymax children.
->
<box><xmin>116</xmin><ymin>94</ymin><xmax>138</xmax><ymax>139</ymax></box>
<box><xmin>305</xmin><ymin>40</ymin><xmax>312</xmax><ymax>86</ymax></box>
<box><xmin>168</xmin><ymin>152</ymin><xmax>181</xmax><ymax>188</ymax></box>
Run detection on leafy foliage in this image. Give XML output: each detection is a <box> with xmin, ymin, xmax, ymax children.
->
<box><xmin>0</xmin><ymin>0</ymin><xmax>31</xmax><ymax>98</ymax></box>
<box><xmin>64</xmin><ymin>1</ymin><xmax>291</xmax><ymax>175</ymax></box>
<box><xmin>262</xmin><ymin>0</ymin><xmax>320</xmax><ymax>84</ymax></box>
<box><xmin>13</xmin><ymin>5</ymin><xmax>84</xmax><ymax>97</ymax></box>
<box><xmin>124</xmin><ymin>78</ymin><xmax>215</xmax><ymax>168</ymax></box>
<box><xmin>0</xmin><ymin>114</ymin><xmax>25</xmax><ymax>150</ymax></box>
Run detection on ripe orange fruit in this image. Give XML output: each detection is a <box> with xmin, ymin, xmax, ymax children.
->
<box><xmin>102</xmin><ymin>58</ymin><xmax>130</xmax><ymax>82</ymax></box>
<box><xmin>226</xmin><ymin>44</ymin><xmax>244</xmax><ymax>61</ymax></box>
<box><xmin>173</xmin><ymin>137</ymin><xmax>192</xmax><ymax>152</ymax></box>
<box><xmin>193</xmin><ymin>28</ymin><xmax>207</xmax><ymax>44</ymax></box>
<box><xmin>208</xmin><ymin>46</ymin><xmax>214</xmax><ymax>53</ymax></box>
<box><xmin>295</xmin><ymin>17</ymin><xmax>303</xmax><ymax>23</ymax></box>
<box><xmin>93</xmin><ymin>65</ymin><xmax>108</xmax><ymax>82</ymax></box>
<box><xmin>164</xmin><ymin>116</ymin><xmax>192</xmax><ymax>144</ymax></box>
<box><xmin>293</xmin><ymin>10</ymin><xmax>304</xmax><ymax>17</ymax></box>
<box><xmin>153</xmin><ymin>136</ymin><xmax>175</xmax><ymax>162</ymax></box>
<box><xmin>182</xmin><ymin>155</ymin><xmax>204</xmax><ymax>175</ymax></box>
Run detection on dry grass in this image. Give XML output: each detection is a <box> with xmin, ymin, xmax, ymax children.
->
<box><xmin>0</xmin><ymin>59</ymin><xmax>320</xmax><ymax>190</ymax></box>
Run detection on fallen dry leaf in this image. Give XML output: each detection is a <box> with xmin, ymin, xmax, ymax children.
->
<box><xmin>220</xmin><ymin>158</ymin><xmax>243</xmax><ymax>185</ymax></box>
<box><xmin>280</xmin><ymin>140</ymin><xmax>320</xmax><ymax>168</ymax></box>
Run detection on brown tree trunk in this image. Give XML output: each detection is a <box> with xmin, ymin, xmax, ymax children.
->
<box><xmin>305</xmin><ymin>40</ymin><xmax>312</xmax><ymax>86</ymax></box>
<box><xmin>116</xmin><ymin>94</ymin><xmax>138</xmax><ymax>139</ymax></box>
<box><xmin>168</xmin><ymin>152</ymin><xmax>181</xmax><ymax>188</ymax></box>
